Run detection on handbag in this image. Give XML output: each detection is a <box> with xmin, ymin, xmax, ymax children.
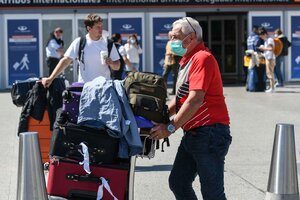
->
<box><xmin>11</xmin><ymin>77</ymin><xmax>39</xmax><ymax>107</ymax></box>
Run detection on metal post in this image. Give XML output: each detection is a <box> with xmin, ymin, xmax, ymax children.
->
<box><xmin>266</xmin><ymin>123</ymin><xmax>299</xmax><ymax>200</ymax></box>
<box><xmin>128</xmin><ymin>156</ymin><xmax>137</xmax><ymax>200</ymax></box>
<box><xmin>17</xmin><ymin>132</ymin><xmax>48</xmax><ymax>200</ymax></box>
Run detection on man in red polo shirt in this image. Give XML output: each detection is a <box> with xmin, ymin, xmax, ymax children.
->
<box><xmin>150</xmin><ymin>17</ymin><xmax>232</xmax><ymax>200</ymax></box>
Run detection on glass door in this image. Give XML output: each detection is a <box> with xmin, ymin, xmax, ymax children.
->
<box><xmin>209</xmin><ymin>16</ymin><xmax>238</xmax><ymax>75</ymax></box>
<box><xmin>42</xmin><ymin>15</ymin><xmax>74</xmax><ymax>82</ymax></box>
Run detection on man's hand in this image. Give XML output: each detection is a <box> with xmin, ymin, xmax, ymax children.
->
<box><xmin>106</xmin><ymin>58</ymin><xmax>120</xmax><ymax>70</ymax></box>
<box><xmin>149</xmin><ymin>122</ymin><xmax>171</xmax><ymax>140</ymax></box>
<box><xmin>40</xmin><ymin>77</ymin><xmax>53</xmax><ymax>88</ymax></box>
<box><xmin>105</xmin><ymin>57</ymin><xmax>113</xmax><ymax>65</ymax></box>
<box><xmin>258</xmin><ymin>45</ymin><xmax>265</xmax><ymax>51</ymax></box>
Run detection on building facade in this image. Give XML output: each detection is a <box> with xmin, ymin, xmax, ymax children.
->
<box><xmin>0</xmin><ymin>1</ymin><xmax>300</xmax><ymax>88</ymax></box>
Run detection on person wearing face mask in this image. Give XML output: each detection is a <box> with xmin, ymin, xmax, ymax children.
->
<box><xmin>124</xmin><ymin>34</ymin><xmax>143</xmax><ymax>72</ymax></box>
<box><xmin>149</xmin><ymin>17</ymin><xmax>232</xmax><ymax>200</ymax></box>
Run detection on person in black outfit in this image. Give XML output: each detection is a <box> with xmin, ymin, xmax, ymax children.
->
<box><xmin>111</xmin><ymin>33</ymin><xmax>133</xmax><ymax>80</ymax></box>
<box><xmin>45</xmin><ymin>27</ymin><xmax>64</xmax><ymax>75</ymax></box>
<box><xmin>255</xmin><ymin>27</ymin><xmax>267</xmax><ymax>92</ymax></box>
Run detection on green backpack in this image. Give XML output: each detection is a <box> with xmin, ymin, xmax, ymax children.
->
<box><xmin>124</xmin><ymin>72</ymin><xmax>168</xmax><ymax>123</ymax></box>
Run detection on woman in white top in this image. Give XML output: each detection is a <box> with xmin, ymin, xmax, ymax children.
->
<box><xmin>258</xmin><ymin>27</ymin><xmax>275</xmax><ymax>93</ymax></box>
<box><xmin>45</xmin><ymin>27</ymin><xmax>64</xmax><ymax>75</ymax></box>
<box><xmin>124</xmin><ymin>34</ymin><xmax>142</xmax><ymax>72</ymax></box>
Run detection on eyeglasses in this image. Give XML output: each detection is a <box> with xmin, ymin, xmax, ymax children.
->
<box><xmin>185</xmin><ymin>17</ymin><xmax>196</xmax><ymax>33</ymax></box>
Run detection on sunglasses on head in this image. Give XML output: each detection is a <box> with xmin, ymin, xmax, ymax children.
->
<box><xmin>184</xmin><ymin>17</ymin><xmax>196</xmax><ymax>33</ymax></box>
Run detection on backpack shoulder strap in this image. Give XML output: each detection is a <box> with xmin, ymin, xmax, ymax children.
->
<box><xmin>78</xmin><ymin>36</ymin><xmax>86</xmax><ymax>62</ymax></box>
<box><xmin>107</xmin><ymin>39</ymin><xmax>114</xmax><ymax>57</ymax></box>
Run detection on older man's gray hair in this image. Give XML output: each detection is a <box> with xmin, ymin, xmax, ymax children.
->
<box><xmin>172</xmin><ymin>17</ymin><xmax>203</xmax><ymax>41</ymax></box>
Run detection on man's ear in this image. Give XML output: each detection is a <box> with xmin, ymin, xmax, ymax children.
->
<box><xmin>191</xmin><ymin>32</ymin><xmax>196</xmax><ymax>40</ymax></box>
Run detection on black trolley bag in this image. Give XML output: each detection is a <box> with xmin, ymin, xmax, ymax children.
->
<box><xmin>50</xmin><ymin>122</ymin><xmax>120</xmax><ymax>165</ymax></box>
<box><xmin>61</xmin><ymin>82</ymin><xmax>84</xmax><ymax>124</ymax></box>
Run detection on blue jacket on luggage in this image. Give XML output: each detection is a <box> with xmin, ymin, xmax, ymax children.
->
<box><xmin>77</xmin><ymin>76</ymin><xmax>142</xmax><ymax>158</ymax></box>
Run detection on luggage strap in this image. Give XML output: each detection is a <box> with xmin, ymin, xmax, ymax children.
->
<box><xmin>66</xmin><ymin>174</ymin><xmax>117</xmax><ymax>200</ymax></box>
<box><xmin>97</xmin><ymin>177</ymin><xmax>118</xmax><ymax>200</ymax></box>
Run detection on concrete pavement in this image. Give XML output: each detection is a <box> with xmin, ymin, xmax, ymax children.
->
<box><xmin>1</xmin><ymin>85</ymin><xmax>300</xmax><ymax>200</ymax></box>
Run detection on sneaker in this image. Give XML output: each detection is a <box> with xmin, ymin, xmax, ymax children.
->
<box><xmin>265</xmin><ymin>88</ymin><xmax>274</xmax><ymax>93</ymax></box>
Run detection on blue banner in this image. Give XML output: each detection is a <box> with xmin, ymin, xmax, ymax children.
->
<box><xmin>291</xmin><ymin>16</ymin><xmax>300</xmax><ymax>79</ymax></box>
<box><xmin>7</xmin><ymin>19</ymin><xmax>40</xmax><ymax>85</ymax></box>
<box><xmin>252</xmin><ymin>16</ymin><xmax>281</xmax><ymax>36</ymax></box>
<box><xmin>111</xmin><ymin>18</ymin><xmax>143</xmax><ymax>71</ymax></box>
<box><xmin>152</xmin><ymin>17</ymin><xmax>180</xmax><ymax>78</ymax></box>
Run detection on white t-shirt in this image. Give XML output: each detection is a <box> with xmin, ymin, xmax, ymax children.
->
<box><xmin>118</xmin><ymin>45</ymin><xmax>127</xmax><ymax>57</ymax></box>
<box><xmin>263</xmin><ymin>37</ymin><xmax>275</xmax><ymax>60</ymax></box>
<box><xmin>46</xmin><ymin>39</ymin><xmax>62</xmax><ymax>59</ymax></box>
<box><xmin>124</xmin><ymin>43</ymin><xmax>142</xmax><ymax>64</ymax></box>
<box><xmin>64</xmin><ymin>34</ymin><xmax>120</xmax><ymax>82</ymax></box>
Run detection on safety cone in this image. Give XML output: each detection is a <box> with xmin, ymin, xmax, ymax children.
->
<box><xmin>17</xmin><ymin>132</ymin><xmax>48</xmax><ymax>200</ymax></box>
<box><xmin>266</xmin><ymin>123</ymin><xmax>299</xmax><ymax>200</ymax></box>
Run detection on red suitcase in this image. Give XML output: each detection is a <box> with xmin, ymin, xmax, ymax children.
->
<box><xmin>47</xmin><ymin>160</ymin><xmax>129</xmax><ymax>200</ymax></box>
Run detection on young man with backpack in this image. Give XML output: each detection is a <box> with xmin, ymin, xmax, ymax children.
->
<box><xmin>41</xmin><ymin>14</ymin><xmax>120</xmax><ymax>88</ymax></box>
<box><xmin>274</xmin><ymin>28</ymin><xmax>291</xmax><ymax>87</ymax></box>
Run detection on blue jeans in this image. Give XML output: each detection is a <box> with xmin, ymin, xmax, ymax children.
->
<box><xmin>275</xmin><ymin>55</ymin><xmax>284</xmax><ymax>85</ymax></box>
<box><xmin>169</xmin><ymin>124</ymin><xmax>232</xmax><ymax>200</ymax></box>
<box><xmin>125</xmin><ymin>63</ymin><xmax>140</xmax><ymax>72</ymax></box>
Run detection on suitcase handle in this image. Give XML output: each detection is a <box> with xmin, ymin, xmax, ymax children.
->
<box><xmin>66</xmin><ymin>174</ymin><xmax>109</xmax><ymax>184</ymax></box>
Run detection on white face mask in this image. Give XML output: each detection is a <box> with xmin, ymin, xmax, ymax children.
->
<box><xmin>274</xmin><ymin>34</ymin><xmax>278</xmax><ymax>38</ymax></box>
<box><xmin>130</xmin><ymin>39</ymin><xmax>136</xmax><ymax>44</ymax></box>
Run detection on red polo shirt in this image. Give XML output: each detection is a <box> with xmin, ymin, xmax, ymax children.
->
<box><xmin>176</xmin><ymin>42</ymin><xmax>230</xmax><ymax>131</ymax></box>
